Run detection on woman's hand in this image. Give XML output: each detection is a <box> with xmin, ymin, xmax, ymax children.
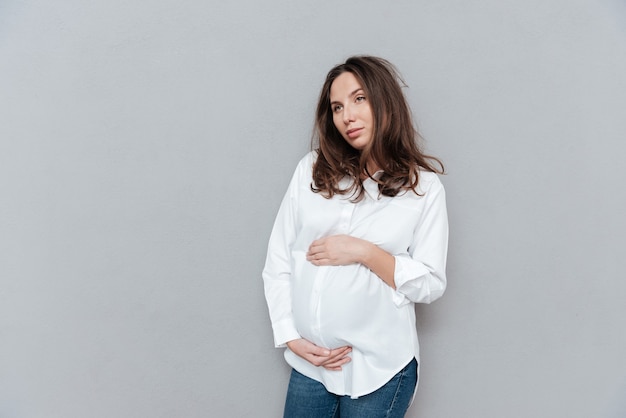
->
<box><xmin>286</xmin><ymin>338</ymin><xmax>352</xmax><ymax>371</ymax></box>
<box><xmin>306</xmin><ymin>234</ymin><xmax>368</xmax><ymax>266</ymax></box>
<box><xmin>307</xmin><ymin>234</ymin><xmax>397</xmax><ymax>289</ymax></box>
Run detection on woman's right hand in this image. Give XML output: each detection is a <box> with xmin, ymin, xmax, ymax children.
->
<box><xmin>286</xmin><ymin>338</ymin><xmax>352</xmax><ymax>371</ymax></box>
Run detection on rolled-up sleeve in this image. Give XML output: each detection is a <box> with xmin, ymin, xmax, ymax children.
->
<box><xmin>392</xmin><ymin>176</ymin><xmax>448</xmax><ymax>306</ymax></box>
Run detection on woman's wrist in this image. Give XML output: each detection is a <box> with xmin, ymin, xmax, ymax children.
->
<box><xmin>360</xmin><ymin>241</ymin><xmax>396</xmax><ymax>289</ymax></box>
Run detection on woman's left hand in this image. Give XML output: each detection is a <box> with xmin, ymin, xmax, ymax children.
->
<box><xmin>307</xmin><ymin>234</ymin><xmax>369</xmax><ymax>266</ymax></box>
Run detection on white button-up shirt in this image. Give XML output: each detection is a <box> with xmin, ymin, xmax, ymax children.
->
<box><xmin>263</xmin><ymin>151</ymin><xmax>448</xmax><ymax>398</ymax></box>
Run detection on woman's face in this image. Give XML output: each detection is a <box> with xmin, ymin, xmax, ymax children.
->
<box><xmin>329</xmin><ymin>72</ymin><xmax>374</xmax><ymax>151</ymax></box>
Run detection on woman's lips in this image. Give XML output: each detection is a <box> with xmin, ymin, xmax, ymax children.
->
<box><xmin>346</xmin><ymin>128</ymin><xmax>363</xmax><ymax>139</ymax></box>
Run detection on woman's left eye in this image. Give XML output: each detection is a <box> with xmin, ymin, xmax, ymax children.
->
<box><xmin>356</xmin><ymin>96</ymin><xmax>366</xmax><ymax>102</ymax></box>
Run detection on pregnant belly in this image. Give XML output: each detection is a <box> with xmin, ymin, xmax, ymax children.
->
<box><xmin>292</xmin><ymin>264</ymin><xmax>400</xmax><ymax>349</ymax></box>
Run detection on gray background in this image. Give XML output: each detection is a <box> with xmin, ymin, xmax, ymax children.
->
<box><xmin>1</xmin><ymin>0</ymin><xmax>625</xmax><ymax>417</ymax></box>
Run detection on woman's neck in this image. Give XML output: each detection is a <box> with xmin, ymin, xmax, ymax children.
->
<box><xmin>359</xmin><ymin>160</ymin><xmax>381</xmax><ymax>179</ymax></box>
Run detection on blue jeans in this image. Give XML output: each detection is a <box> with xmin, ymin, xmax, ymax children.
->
<box><xmin>283</xmin><ymin>358</ymin><xmax>418</xmax><ymax>418</ymax></box>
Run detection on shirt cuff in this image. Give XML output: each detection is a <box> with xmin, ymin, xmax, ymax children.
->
<box><xmin>392</xmin><ymin>254</ymin><xmax>432</xmax><ymax>307</ymax></box>
<box><xmin>272</xmin><ymin>318</ymin><xmax>301</xmax><ymax>348</ymax></box>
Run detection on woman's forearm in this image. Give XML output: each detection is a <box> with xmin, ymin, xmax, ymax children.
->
<box><xmin>360</xmin><ymin>241</ymin><xmax>396</xmax><ymax>289</ymax></box>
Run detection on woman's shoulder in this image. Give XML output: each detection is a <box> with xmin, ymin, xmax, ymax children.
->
<box><xmin>287</xmin><ymin>151</ymin><xmax>318</xmax><ymax>182</ymax></box>
<box><xmin>416</xmin><ymin>169</ymin><xmax>444</xmax><ymax>194</ymax></box>
<box><xmin>299</xmin><ymin>150</ymin><xmax>318</xmax><ymax>166</ymax></box>
<box><xmin>417</xmin><ymin>169</ymin><xmax>441</xmax><ymax>183</ymax></box>
<box><xmin>293</xmin><ymin>150</ymin><xmax>318</xmax><ymax>173</ymax></box>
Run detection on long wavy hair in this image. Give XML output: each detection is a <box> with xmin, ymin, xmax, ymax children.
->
<box><xmin>311</xmin><ymin>56</ymin><xmax>444</xmax><ymax>201</ymax></box>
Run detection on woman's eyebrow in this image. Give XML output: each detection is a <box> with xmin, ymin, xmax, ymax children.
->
<box><xmin>330</xmin><ymin>88</ymin><xmax>365</xmax><ymax>104</ymax></box>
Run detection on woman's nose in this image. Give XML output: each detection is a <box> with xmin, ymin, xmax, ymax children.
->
<box><xmin>343</xmin><ymin>106</ymin><xmax>355</xmax><ymax>124</ymax></box>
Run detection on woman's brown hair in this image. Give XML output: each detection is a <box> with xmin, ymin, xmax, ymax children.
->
<box><xmin>312</xmin><ymin>55</ymin><xmax>444</xmax><ymax>201</ymax></box>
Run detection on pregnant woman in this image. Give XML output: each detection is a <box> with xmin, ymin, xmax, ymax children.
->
<box><xmin>263</xmin><ymin>55</ymin><xmax>449</xmax><ymax>418</ymax></box>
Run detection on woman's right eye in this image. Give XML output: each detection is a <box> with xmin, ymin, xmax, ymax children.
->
<box><xmin>332</xmin><ymin>105</ymin><xmax>343</xmax><ymax>113</ymax></box>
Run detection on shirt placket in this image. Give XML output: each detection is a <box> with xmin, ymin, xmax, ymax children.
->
<box><xmin>309</xmin><ymin>200</ymin><xmax>356</xmax><ymax>348</ymax></box>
